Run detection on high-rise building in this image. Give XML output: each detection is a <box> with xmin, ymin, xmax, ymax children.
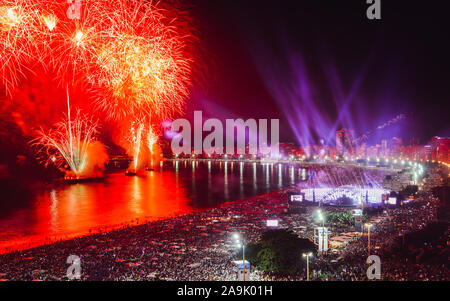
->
<box><xmin>390</xmin><ymin>137</ymin><xmax>404</xmax><ymax>157</ymax></box>
<box><xmin>424</xmin><ymin>145</ymin><xmax>433</xmax><ymax>161</ymax></box>
<box><xmin>381</xmin><ymin>140</ymin><xmax>388</xmax><ymax>157</ymax></box>
<box><xmin>336</xmin><ymin>129</ymin><xmax>355</xmax><ymax>155</ymax></box>
<box><xmin>430</xmin><ymin>136</ymin><xmax>450</xmax><ymax>163</ymax></box>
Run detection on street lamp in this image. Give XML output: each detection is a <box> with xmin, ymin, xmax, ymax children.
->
<box><xmin>233</xmin><ymin>233</ymin><xmax>246</xmax><ymax>281</ymax></box>
<box><xmin>317</xmin><ymin>210</ymin><xmax>325</xmax><ymax>253</ymax></box>
<box><xmin>365</xmin><ymin>223</ymin><xmax>372</xmax><ymax>257</ymax></box>
<box><xmin>302</xmin><ymin>252</ymin><xmax>313</xmax><ymax>281</ymax></box>
<box><xmin>317</xmin><ymin>210</ymin><xmax>324</xmax><ymax>226</ymax></box>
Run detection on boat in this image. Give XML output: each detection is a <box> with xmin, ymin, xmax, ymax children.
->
<box><xmin>64</xmin><ymin>176</ymin><xmax>104</xmax><ymax>184</ymax></box>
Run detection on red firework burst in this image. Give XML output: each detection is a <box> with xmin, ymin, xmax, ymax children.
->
<box><xmin>0</xmin><ymin>0</ymin><xmax>193</xmax><ymax>120</ymax></box>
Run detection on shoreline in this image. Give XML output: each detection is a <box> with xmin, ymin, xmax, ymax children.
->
<box><xmin>0</xmin><ymin>188</ymin><xmax>286</xmax><ymax>256</ymax></box>
<box><xmin>0</xmin><ymin>187</ymin><xmax>289</xmax><ymax>256</ymax></box>
<box><xmin>0</xmin><ymin>188</ymin><xmax>300</xmax><ymax>280</ymax></box>
<box><xmin>0</xmin><ymin>162</ymin><xmax>396</xmax><ymax>255</ymax></box>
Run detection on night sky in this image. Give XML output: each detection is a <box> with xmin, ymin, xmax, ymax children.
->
<box><xmin>186</xmin><ymin>0</ymin><xmax>450</xmax><ymax>145</ymax></box>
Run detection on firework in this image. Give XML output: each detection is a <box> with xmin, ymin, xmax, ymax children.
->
<box><xmin>126</xmin><ymin>119</ymin><xmax>145</xmax><ymax>173</ymax></box>
<box><xmin>147</xmin><ymin>127</ymin><xmax>158</xmax><ymax>154</ymax></box>
<box><xmin>41</xmin><ymin>13</ymin><xmax>57</xmax><ymax>31</ymax></box>
<box><xmin>0</xmin><ymin>1</ymin><xmax>43</xmax><ymax>93</ymax></box>
<box><xmin>146</xmin><ymin>125</ymin><xmax>159</xmax><ymax>169</ymax></box>
<box><xmin>1</xmin><ymin>0</ymin><xmax>193</xmax><ymax>121</ymax></box>
<box><xmin>51</xmin><ymin>0</ymin><xmax>103</xmax><ymax>83</ymax></box>
<box><xmin>89</xmin><ymin>0</ymin><xmax>192</xmax><ymax>120</ymax></box>
<box><xmin>32</xmin><ymin>89</ymin><xmax>100</xmax><ymax>177</ymax></box>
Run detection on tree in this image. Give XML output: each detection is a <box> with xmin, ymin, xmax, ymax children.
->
<box><xmin>325</xmin><ymin>211</ymin><xmax>354</xmax><ymax>225</ymax></box>
<box><xmin>255</xmin><ymin>248</ymin><xmax>278</xmax><ymax>272</ymax></box>
<box><xmin>241</xmin><ymin>229</ymin><xmax>316</xmax><ymax>275</ymax></box>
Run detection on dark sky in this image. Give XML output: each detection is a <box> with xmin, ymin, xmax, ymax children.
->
<box><xmin>185</xmin><ymin>0</ymin><xmax>450</xmax><ymax>145</ymax></box>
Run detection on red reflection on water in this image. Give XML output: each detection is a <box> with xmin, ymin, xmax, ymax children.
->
<box><xmin>0</xmin><ymin>172</ymin><xmax>193</xmax><ymax>254</ymax></box>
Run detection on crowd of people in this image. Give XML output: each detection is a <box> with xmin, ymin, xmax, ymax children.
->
<box><xmin>0</xmin><ymin>165</ymin><xmax>448</xmax><ymax>281</ymax></box>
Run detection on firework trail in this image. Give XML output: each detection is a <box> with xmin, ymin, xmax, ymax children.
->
<box><xmin>147</xmin><ymin>127</ymin><xmax>158</xmax><ymax>154</ymax></box>
<box><xmin>32</xmin><ymin>89</ymin><xmax>101</xmax><ymax>177</ymax></box>
<box><xmin>126</xmin><ymin>119</ymin><xmax>145</xmax><ymax>173</ymax></box>
<box><xmin>146</xmin><ymin>125</ymin><xmax>160</xmax><ymax>169</ymax></box>
<box><xmin>354</xmin><ymin>114</ymin><xmax>406</xmax><ymax>144</ymax></box>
